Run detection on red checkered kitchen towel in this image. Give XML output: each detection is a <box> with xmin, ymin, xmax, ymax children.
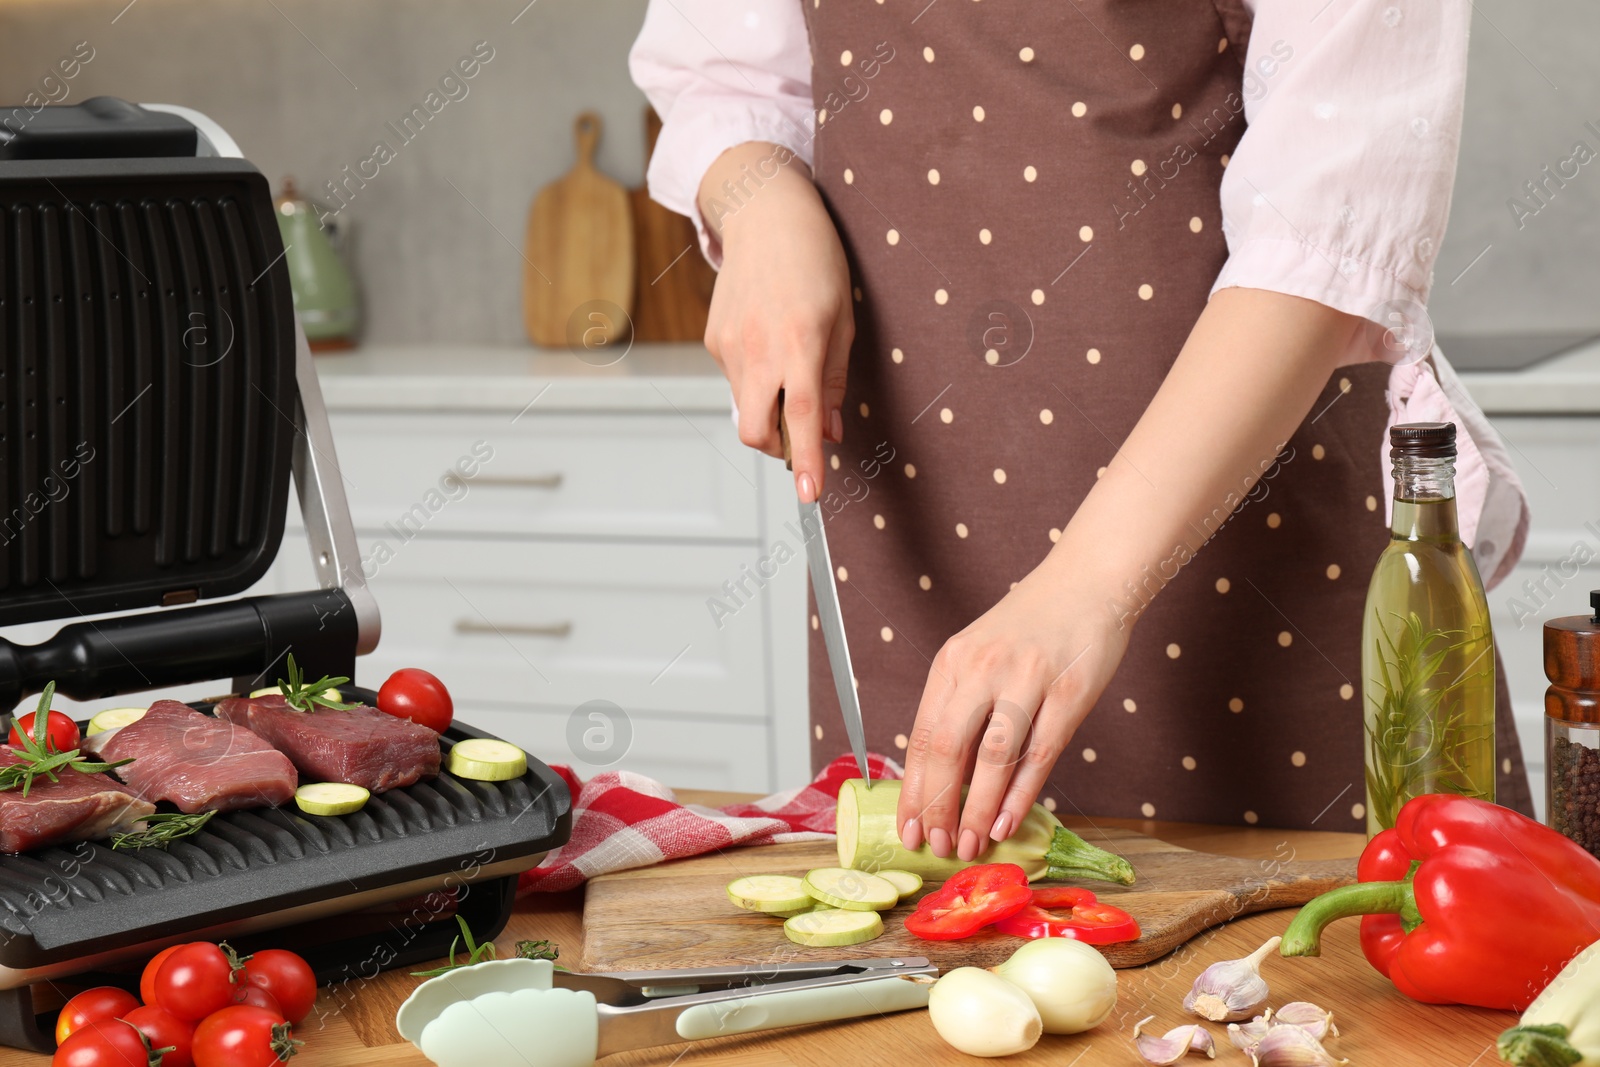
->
<box><xmin>518</xmin><ymin>754</ymin><xmax>902</xmax><ymax>893</ymax></box>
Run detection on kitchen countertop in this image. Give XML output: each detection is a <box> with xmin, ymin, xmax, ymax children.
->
<box><xmin>310</xmin><ymin>339</ymin><xmax>1600</xmax><ymax>417</ymax></box>
<box><xmin>7</xmin><ymin>795</ymin><xmax>1509</xmax><ymax>1067</ymax></box>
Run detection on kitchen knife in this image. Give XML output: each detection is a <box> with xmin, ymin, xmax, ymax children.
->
<box><xmin>778</xmin><ymin>398</ymin><xmax>872</xmax><ymax>788</ymax></box>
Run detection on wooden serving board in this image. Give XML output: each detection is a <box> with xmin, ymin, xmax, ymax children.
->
<box><xmin>630</xmin><ymin>107</ymin><xmax>716</xmax><ymax>343</ymax></box>
<box><xmin>581</xmin><ymin>822</ymin><xmax>1355</xmax><ymax>972</ymax></box>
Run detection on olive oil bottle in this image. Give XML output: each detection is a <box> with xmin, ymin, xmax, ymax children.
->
<box><xmin>1362</xmin><ymin>422</ymin><xmax>1495</xmax><ymax>835</ymax></box>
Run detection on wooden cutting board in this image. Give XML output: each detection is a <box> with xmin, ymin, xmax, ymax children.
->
<box><xmin>629</xmin><ymin>108</ymin><xmax>716</xmax><ymax>343</ymax></box>
<box><xmin>581</xmin><ymin>822</ymin><xmax>1356</xmax><ymax>972</ymax></box>
<box><xmin>522</xmin><ymin>111</ymin><xmax>634</xmax><ymax>348</ymax></box>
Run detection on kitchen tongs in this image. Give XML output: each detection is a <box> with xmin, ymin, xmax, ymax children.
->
<box><xmin>562</xmin><ymin>956</ymin><xmax>938</xmax><ymax>1055</ymax></box>
<box><xmin>395</xmin><ymin>956</ymin><xmax>938</xmax><ymax>1065</ymax></box>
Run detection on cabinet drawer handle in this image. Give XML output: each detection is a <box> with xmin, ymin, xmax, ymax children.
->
<box><xmin>462</xmin><ymin>473</ymin><xmax>564</xmax><ymax>489</ymax></box>
<box><xmin>455</xmin><ymin>619</ymin><xmax>573</xmax><ymax>638</ymax></box>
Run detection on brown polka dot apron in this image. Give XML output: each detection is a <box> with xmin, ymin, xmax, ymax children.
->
<box><xmin>798</xmin><ymin>0</ymin><xmax>1532</xmax><ymax>830</ymax></box>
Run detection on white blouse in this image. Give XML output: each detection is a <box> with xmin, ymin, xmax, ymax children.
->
<box><xmin>628</xmin><ymin>0</ymin><xmax>1529</xmax><ymax>588</ymax></box>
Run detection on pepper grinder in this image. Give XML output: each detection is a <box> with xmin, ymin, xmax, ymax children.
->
<box><xmin>1544</xmin><ymin>590</ymin><xmax>1600</xmax><ymax>856</ymax></box>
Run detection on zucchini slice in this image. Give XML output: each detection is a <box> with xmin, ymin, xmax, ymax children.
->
<box><xmin>250</xmin><ymin>685</ymin><xmax>343</xmax><ymax>703</ymax></box>
<box><xmin>295</xmin><ymin>782</ymin><xmax>370</xmax><ymax>816</ymax></box>
<box><xmin>726</xmin><ymin>875</ymin><xmax>815</xmax><ymax>914</ymax></box>
<box><xmin>876</xmin><ymin>869</ymin><xmax>924</xmax><ymax>897</ymax></box>
<box><xmin>449</xmin><ymin>738</ymin><xmax>528</xmax><ymax>781</ymax></box>
<box><xmin>784</xmin><ymin>908</ymin><xmax>884</xmax><ymax>947</ymax></box>
<box><xmin>802</xmin><ymin>867</ymin><xmax>899</xmax><ymax>911</ymax></box>
<box><xmin>87</xmin><ymin>707</ymin><xmax>147</xmax><ymax>736</ymax></box>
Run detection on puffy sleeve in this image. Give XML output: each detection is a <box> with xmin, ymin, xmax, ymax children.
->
<box><xmin>1211</xmin><ymin>0</ymin><xmax>1470</xmax><ymax>355</ymax></box>
<box><xmin>628</xmin><ymin>0</ymin><xmax>817</xmax><ymax>267</ymax></box>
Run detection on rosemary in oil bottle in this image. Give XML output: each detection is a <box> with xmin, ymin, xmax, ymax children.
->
<box><xmin>1362</xmin><ymin>422</ymin><xmax>1495</xmax><ymax>834</ymax></box>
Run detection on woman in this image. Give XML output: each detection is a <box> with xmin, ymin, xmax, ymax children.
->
<box><xmin>631</xmin><ymin>0</ymin><xmax>1532</xmax><ymax>855</ymax></box>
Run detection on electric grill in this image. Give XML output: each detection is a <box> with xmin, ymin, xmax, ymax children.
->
<box><xmin>0</xmin><ymin>97</ymin><xmax>572</xmax><ymax>1051</ymax></box>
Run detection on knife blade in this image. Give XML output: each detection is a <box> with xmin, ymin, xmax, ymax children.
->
<box><xmin>778</xmin><ymin>398</ymin><xmax>872</xmax><ymax>788</ymax></box>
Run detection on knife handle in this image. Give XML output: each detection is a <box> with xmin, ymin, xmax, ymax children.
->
<box><xmin>777</xmin><ymin>388</ymin><xmax>793</xmax><ymax>471</ymax></box>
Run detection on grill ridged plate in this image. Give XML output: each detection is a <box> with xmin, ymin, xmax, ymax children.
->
<box><xmin>0</xmin><ymin>717</ymin><xmax>569</xmax><ymax>970</ymax></box>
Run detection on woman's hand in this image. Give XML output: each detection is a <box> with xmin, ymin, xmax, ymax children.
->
<box><xmin>897</xmin><ymin>559</ymin><xmax>1130</xmax><ymax>861</ymax></box>
<box><xmin>894</xmin><ymin>288</ymin><xmax>1362</xmax><ymax>859</ymax></box>
<box><xmin>699</xmin><ymin>142</ymin><xmax>853</xmax><ymax>503</ymax></box>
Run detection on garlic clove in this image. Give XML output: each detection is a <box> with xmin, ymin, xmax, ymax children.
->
<box><xmin>1183</xmin><ymin>936</ymin><xmax>1281</xmax><ymax>1022</ymax></box>
<box><xmin>1272</xmin><ymin>1002</ymin><xmax>1338</xmax><ymax>1041</ymax></box>
<box><xmin>1248</xmin><ymin>1022</ymin><xmax>1349</xmax><ymax>1067</ymax></box>
<box><xmin>1134</xmin><ymin>1015</ymin><xmax>1218</xmax><ymax>1064</ymax></box>
<box><xmin>1227</xmin><ymin>1012</ymin><xmax>1274</xmax><ymax>1052</ymax></box>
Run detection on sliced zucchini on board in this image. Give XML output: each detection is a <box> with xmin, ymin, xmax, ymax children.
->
<box><xmin>802</xmin><ymin>867</ymin><xmax>900</xmax><ymax>911</ymax></box>
<box><xmin>875</xmin><ymin>870</ymin><xmax>923</xmax><ymax>897</ymax></box>
<box><xmin>296</xmin><ymin>782</ymin><xmax>370</xmax><ymax>816</ymax></box>
<box><xmin>449</xmin><ymin>738</ymin><xmax>528</xmax><ymax>781</ymax></box>
<box><xmin>726</xmin><ymin>875</ymin><xmax>814</xmax><ymax>915</ymax></box>
<box><xmin>87</xmin><ymin>707</ymin><xmax>147</xmax><ymax>735</ymax></box>
<box><xmin>784</xmin><ymin>908</ymin><xmax>883</xmax><ymax>947</ymax></box>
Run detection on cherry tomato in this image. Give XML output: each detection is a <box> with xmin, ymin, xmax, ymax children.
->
<box><xmin>122</xmin><ymin>1005</ymin><xmax>194</xmax><ymax>1067</ymax></box>
<box><xmin>154</xmin><ymin>943</ymin><xmax>237</xmax><ymax>1022</ymax></box>
<box><xmin>51</xmin><ymin>1019</ymin><xmax>150</xmax><ymax>1067</ymax></box>
<box><xmin>232</xmin><ymin>984</ymin><xmax>283</xmax><ymax>1018</ymax></box>
<box><xmin>903</xmin><ymin>863</ymin><xmax>1033</xmax><ymax>941</ymax></box>
<box><xmin>376</xmin><ymin>668</ymin><xmax>453</xmax><ymax>733</ymax></box>
<box><xmin>54</xmin><ymin>987</ymin><xmax>140</xmax><ymax>1047</ymax></box>
<box><xmin>10</xmin><ymin>709</ymin><xmax>81</xmax><ymax>753</ymax></box>
<box><xmin>140</xmin><ymin>944</ymin><xmax>188</xmax><ymax>1008</ymax></box>
<box><xmin>239</xmin><ymin>949</ymin><xmax>315</xmax><ymax>1025</ymax></box>
<box><xmin>192</xmin><ymin>1006</ymin><xmax>300</xmax><ymax>1067</ymax></box>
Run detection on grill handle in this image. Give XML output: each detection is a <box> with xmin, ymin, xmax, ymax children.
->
<box><xmin>0</xmin><ymin>590</ymin><xmax>359</xmax><ymax>711</ymax></box>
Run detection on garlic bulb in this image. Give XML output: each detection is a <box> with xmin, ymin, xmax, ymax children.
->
<box><xmin>1272</xmin><ymin>1002</ymin><xmax>1338</xmax><ymax>1042</ymax></box>
<box><xmin>1133</xmin><ymin>1016</ymin><xmax>1217</xmax><ymax>1064</ymax></box>
<box><xmin>1248</xmin><ymin>1022</ymin><xmax>1348</xmax><ymax>1067</ymax></box>
<box><xmin>1183</xmin><ymin>936</ymin><xmax>1281</xmax><ymax>1022</ymax></box>
<box><xmin>927</xmin><ymin>967</ymin><xmax>1043</xmax><ymax>1057</ymax></box>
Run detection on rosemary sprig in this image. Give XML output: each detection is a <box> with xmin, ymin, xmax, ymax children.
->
<box><xmin>411</xmin><ymin>915</ymin><xmax>497</xmax><ymax>977</ymax></box>
<box><xmin>515</xmin><ymin>939</ymin><xmax>559</xmax><ymax>962</ymax></box>
<box><xmin>275</xmin><ymin>654</ymin><xmax>357</xmax><ymax>712</ymax></box>
<box><xmin>111</xmin><ymin>810</ymin><xmax>216</xmax><ymax>850</ymax></box>
<box><xmin>1364</xmin><ymin>610</ymin><xmax>1494</xmax><ymax>830</ymax></box>
<box><xmin>1</xmin><ymin>682</ymin><xmax>133</xmax><ymax>797</ymax></box>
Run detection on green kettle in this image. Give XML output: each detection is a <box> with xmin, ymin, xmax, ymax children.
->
<box><xmin>275</xmin><ymin>177</ymin><xmax>360</xmax><ymax>349</ymax></box>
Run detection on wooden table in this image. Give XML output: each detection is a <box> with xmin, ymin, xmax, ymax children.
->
<box><xmin>0</xmin><ymin>794</ymin><xmax>1520</xmax><ymax>1067</ymax></box>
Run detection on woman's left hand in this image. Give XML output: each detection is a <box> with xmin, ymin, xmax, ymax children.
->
<box><xmin>896</xmin><ymin>557</ymin><xmax>1131</xmax><ymax>860</ymax></box>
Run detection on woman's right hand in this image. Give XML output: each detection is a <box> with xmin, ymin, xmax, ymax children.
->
<box><xmin>698</xmin><ymin>142</ymin><xmax>853</xmax><ymax>503</ymax></box>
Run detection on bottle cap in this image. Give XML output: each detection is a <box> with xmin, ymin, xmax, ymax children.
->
<box><xmin>1390</xmin><ymin>422</ymin><xmax>1456</xmax><ymax>460</ymax></box>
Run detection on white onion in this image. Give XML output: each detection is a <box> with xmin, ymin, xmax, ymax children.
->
<box><xmin>927</xmin><ymin>967</ymin><xmax>1043</xmax><ymax>1056</ymax></box>
<box><xmin>990</xmin><ymin>938</ymin><xmax>1118</xmax><ymax>1034</ymax></box>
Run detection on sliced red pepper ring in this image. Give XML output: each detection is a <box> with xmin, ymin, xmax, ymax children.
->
<box><xmin>903</xmin><ymin>862</ymin><xmax>1033</xmax><ymax>941</ymax></box>
<box><xmin>992</xmin><ymin>885</ymin><xmax>1142</xmax><ymax>944</ymax></box>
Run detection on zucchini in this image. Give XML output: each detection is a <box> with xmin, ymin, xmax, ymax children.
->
<box><xmin>876</xmin><ymin>869</ymin><xmax>923</xmax><ymax>897</ymax></box>
<box><xmin>801</xmin><ymin>867</ymin><xmax>899</xmax><ymax>911</ymax></box>
<box><xmin>784</xmin><ymin>908</ymin><xmax>884</xmax><ymax>947</ymax></box>
<box><xmin>87</xmin><ymin>707</ymin><xmax>146</xmax><ymax>736</ymax></box>
<box><xmin>449</xmin><ymin>738</ymin><xmax>527</xmax><ymax>781</ymax></box>
<box><xmin>836</xmin><ymin>778</ymin><xmax>1135</xmax><ymax>884</ymax></box>
<box><xmin>726</xmin><ymin>875</ymin><xmax>814</xmax><ymax>914</ymax></box>
<box><xmin>295</xmin><ymin>782</ymin><xmax>370</xmax><ymax>816</ymax></box>
<box><xmin>250</xmin><ymin>684</ymin><xmax>344</xmax><ymax>703</ymax></box>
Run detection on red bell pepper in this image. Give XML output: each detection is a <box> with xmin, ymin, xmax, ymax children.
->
<box><xmin>992</xmin><ymin>886</ymin><xmax>1142</xmax><ymax>944</ymax></box>
<box><xmin>904</xmin><ymin>863</ymin><xmax>1032</xmax><ymax>940</ymax></box>
<box><xmin>1281</xmin><ymin>794</ymin><xmax>1600</xmax><ymax>1011</ymax></box>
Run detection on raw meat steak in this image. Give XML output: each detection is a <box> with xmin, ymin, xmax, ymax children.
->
<box><xmin>89</xmin><ymin>701</ymin><xmax>298</xmax><ymax>813</ymax></box>
<box><xmin>215</xmin><ymin>694</ymin><xmax>440</xmax><ymax>792</ymax></box>
<box><xmin>0</xmin><ymin>751</ymin><xmax>155</xmax><ymax>853</ymax></box>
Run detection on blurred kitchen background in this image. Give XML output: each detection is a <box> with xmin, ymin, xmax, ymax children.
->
<box><xmin>0</xmin><ymin>0</ymin><xmax>1597</xmax><ymax>816</ymax></box>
